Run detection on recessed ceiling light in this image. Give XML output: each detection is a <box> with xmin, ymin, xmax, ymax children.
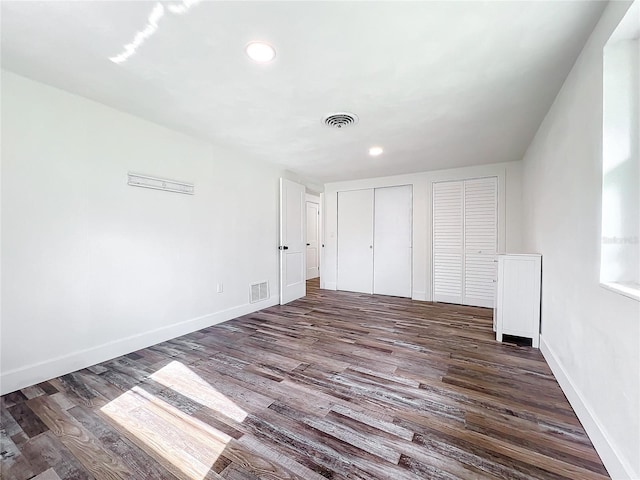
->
<box><xmin>245</xmin><ymin>42</ymin><xmax>276</xmax><ymax>63</ymax></box>
<box><xmin>369</xmin><ymin>146</ymin><xmax>384</xmax><ymax>156</ymax></box>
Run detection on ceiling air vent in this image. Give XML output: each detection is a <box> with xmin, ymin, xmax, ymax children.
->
<box><xmin>322</xmin><ymin>112</ymin><xmax>359</xmax><ymax>129</ymax></box>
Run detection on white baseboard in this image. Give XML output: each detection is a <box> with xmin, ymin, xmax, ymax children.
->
<box><xmin>540</xmin><ymin>335</ymin><xmax>637</xmax><ymax>480</ymax></box>
<box><xmin>321</xmin><ymin>285</ymin><xmax>425</xmax><ymax>299</ymax></box>
<box><xmin>0</xmin><ymin>295</ymin><xmax>279</xmax><ymax>395</ymax></box>
<box><xmin>412</xmin><ymin>290</ymin><xmax>427</xmax><ymax>301</ymax></box>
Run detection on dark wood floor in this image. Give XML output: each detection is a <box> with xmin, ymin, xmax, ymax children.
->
<box><xmin>1</xmin><ymin>279</ymin><xmax>608</xmax><ymax>480</ymax></box>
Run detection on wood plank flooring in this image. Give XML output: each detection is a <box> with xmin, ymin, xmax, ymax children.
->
<box><xmin>1</xmin><ymin>279</ymin><xmax>609</xmax><ymax>479</ymax></box>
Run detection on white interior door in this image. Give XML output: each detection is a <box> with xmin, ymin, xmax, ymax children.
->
<box><xmin>337</xmin><ymin>189</ymin><xmax>374</xmax><ymax>293</ymax></box>
<box><xmin>373</xmin><ymin>185</ymin><xmax>412</xmax><ymax>297</ymax></box>
<box><xmin>432</xmin><ymin>181</ymin><xmax>464</xmax><ymax>304</ymax></box>
<box><xmin>463</xmin><ymin>177</ymin><xmax>497</xmax><ymax>307</ymax></box>
<box><xmin>306</xmin><ymin>200</ymin><xmax>320</xmax><ymax>279</ymax></box>
<box><xmin>280</xmin><ymin>178</ymin><xmax>306</xmax><ymax>304</ymax></box>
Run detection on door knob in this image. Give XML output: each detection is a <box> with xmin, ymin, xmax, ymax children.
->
<box><xmin>369</xmin><ymin>245</ymin><xmax>373</xmax><ymax>249</ymax></box>
<box><xmin>306</xmin><ymin>243</ymin><xmax>310</xmax><ymax>246</ymax></box>
<box><xmin>278</xmin><ymin>246</ymin><xmax>289</xmax><ymax>250</ymax></box>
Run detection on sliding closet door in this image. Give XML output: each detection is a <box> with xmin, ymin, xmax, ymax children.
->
<box><xmin>337</xmin><ymin>189</ymin><xmax>374</xmax><ymax>293</ymax></box>
<box><xmin>432</xmin><ymin>176</ymin><xmax>497</xmax><ymax>307</ymax></box>
<box><xmin>373</xmin><ymin>185</ymin><xmax>412</xmax><ymax>297</ymax></box>
<box><xmin>432</xmin><ymin>181</ymin><xmax>464</xmax><ymax>304</ymax></box>
<box><xmin>463</xmin><ymin>177</ymin><xmax>497</xmax><ymax>307</ymax></box>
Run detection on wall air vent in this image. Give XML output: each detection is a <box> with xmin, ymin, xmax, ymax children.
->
<box><xmin>322</xmin><ymin>112</ymin><xmax>359</xmax><ymax>129</ymax></box>
<box><xmin>250</xmin><ymin>281</ymin><xmax>269</xmax><ymax>303</ymax></box>
<box><xmin>128</xmin><ymin>172</ymin><xmax>194</xmax><ymax>195</ymax></box>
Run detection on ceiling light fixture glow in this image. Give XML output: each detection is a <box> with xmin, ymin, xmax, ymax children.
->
<box><xmin>245</xmin><ymin>42</ymin><xmax>276</xmax><ymax>63</ymax></box>
<box><xmin>369</xmin><ymin>146</ymin><xmax>384</xmax><ymax>156</ymax></box>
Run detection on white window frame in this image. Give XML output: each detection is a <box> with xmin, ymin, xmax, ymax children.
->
<box><xmin>600</xmin><ymin>0</ymin><xmax>640</xmax><ymax>302</ymax></box>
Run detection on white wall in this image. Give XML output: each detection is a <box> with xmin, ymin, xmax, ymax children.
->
<box><xmin>1</xmin><ymin>71</ymin><xmax>285</xmax><ymax>394</ymax></box>
<box><xmin>520</xmin><ymin>1</ymin><xmax>640</xmax><ymax>477</ymax></box>
<box><xmin>322</xmin><ymin>161</ymin><xmax>523</xmax><ymax>301</ymax></box>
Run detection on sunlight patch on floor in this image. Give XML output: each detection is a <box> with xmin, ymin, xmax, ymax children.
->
<box><xmin>150</xmin><ymin>360</ymin><xmax>248</xmax><ymax>422</ymax></box>
<box><xmin>100</xmin><ymin>360</ymin><xmax>247</xmax><ymax>480</ymax></box>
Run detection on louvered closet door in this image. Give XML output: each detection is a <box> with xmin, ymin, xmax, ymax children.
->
<box><xmin>433</xmin><ymin>181</ymin><xmax>464</xmax><ymax>304</ymax></box>
<box><xmin>463</xmin><ymin>177</ymin><xmax>497</xmax><ymax>308</ymax></box>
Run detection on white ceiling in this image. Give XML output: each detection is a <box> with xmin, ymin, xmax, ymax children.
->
<box><xmin>1</xmin><ymin>1</ymin><xmax>606</xmax><ymax>183</ymax></box>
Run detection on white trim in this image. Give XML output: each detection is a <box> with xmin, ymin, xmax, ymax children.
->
<box><xmin>305</xmin><ymin>197</ymin><xmax>321</xmax><ymax>281</ymax></box>
<box><xmin>540</xmin><ymin>335</ymin><xmax>638</xmax><ymax>480</ymax></box>
<box><xmin>411</xmin><ymin>290</ymin><xmax>427</xmax><ymax>301</ymax></box>
<box><xmin>600</xmin><ymin>282</ymin><xmax>640</xmax><ymax>302</ymax></box>
<box><xmin>0</xmin><ymin>295</ymin><xmax>279</xmax><ymax>395</ymax></box>
<box><xmin>319</xmin><ymin>192</ymin><xmax>325</xmax><ymax>289</ymax></box>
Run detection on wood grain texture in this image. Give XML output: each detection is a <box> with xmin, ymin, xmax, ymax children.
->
<box><xmin>27</xmin><ymin>395</ymin><xmax>132</xmax><ymax>480</ymax></box>
<box><xmin>1</xmin><ymin>279</ymin><xmax>609</xmax><ymax>479</ymax></box>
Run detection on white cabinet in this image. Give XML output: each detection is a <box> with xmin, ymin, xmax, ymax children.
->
<box><xmin>495</xmin><ymin>254</ymin><xmax>542</xmax><ymax>348</ymax></box>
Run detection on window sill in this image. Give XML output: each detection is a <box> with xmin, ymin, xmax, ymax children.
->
<box><xmin>600</xmin><ymin>282</ymin><xmax>640</xmax><ymax>302</ymax></box>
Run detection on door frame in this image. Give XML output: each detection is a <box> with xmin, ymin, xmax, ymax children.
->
<box><xmin>319</xmin><ymin>193</ymin><xmax>325</xmax><ymax>289</ymax></box>
<box><xmin>305</xmin><ymin>193</ymin><xmax>320</xmax><ymax>280</ymax></box>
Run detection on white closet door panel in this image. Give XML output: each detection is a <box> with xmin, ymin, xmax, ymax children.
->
<box><xmin>433</xmin><ymin>181</ymin><xmax>464</xmax><ymax>303</ymax></box>
<box><xmin>373</xmin><ymin>185</ymin><xmax>412</xmax><ymax>297</ymax></box>
<box><xmin>337</xmin><ymin>189</ymin><xmax>374</xmax><ymax>294</ymax></box>
<box><xmin>463</xmin><ymin>177</ymin><xmax>497</xmax><ymax>307</ymax></box>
